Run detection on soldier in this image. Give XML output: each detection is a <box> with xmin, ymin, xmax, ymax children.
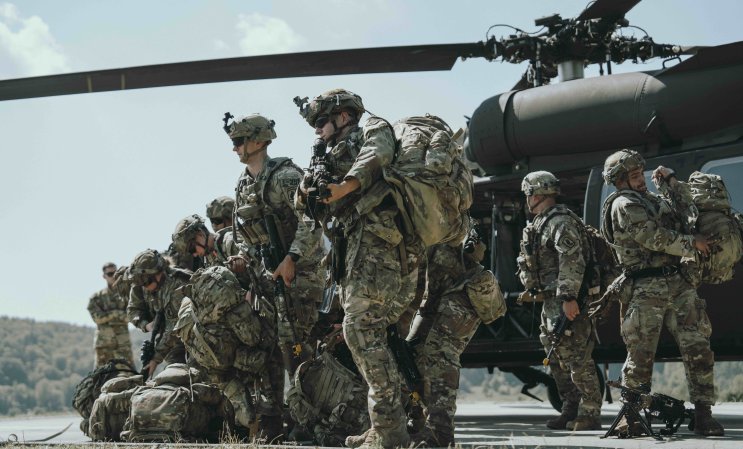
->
<box><xmin>206</xmin><ymin>195</ymin><xmax>235</xmax><ymax>232</ymax></box>
<box><xmin>171</xmin><ymin>214</ymin><xmax>240</xmax><ymax>268</ymax></box>
<box><xmin>284</xmin><ymin>89</ymin><xmax>425</xmax><ymax>449</ymax></box>
<box><xmin>126</xmin><ymin>249</ymin><xmax>191</xmax><ymax>376</ymax></box>
<box><xmin>516</xmin><ymin>171</ymin><xmax>602</xmax><ymax>431</ymax></box>
<box><xmin>174</xmin><ymin>266</ymin><xmax>282</xmax><ymax>440</ymax></box>
<box><xmin>87</xmin><ymin>262</ymin><xmax>134</xmax><ymax>368</ymax></box>
<box><xmin>407</xmin><ymin>227</ymin><xmax>505</xmax><ymax>446</ymax></box>
<box><xmin>223</xmin><ymin>113</ymin><xmax>326</xmax><ymax>379</ymax></box>
<box><xmin>600</xmin><ymin>149</ymin><xmax>724</xmax><ymax>436</ymax></box>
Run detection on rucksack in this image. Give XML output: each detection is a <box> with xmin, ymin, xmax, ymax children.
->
<box><xmin>382</xmin><ymin>115</ymin><xmax>473</xmax><ymax>247</ymax></box>
<box><xmin>686</xmin><ymin>171</ymin><xmax>743</xmax><ymax>284</ymax></box>
<box><xmin>120</xmin><ymin>364</ymin><xmax>234</xmax><ymax>443</ymax></box>
<box><xmin>88</xmin><ymin>374</ymin><xmax>144</xmax><ymax>441</ymax></box>
<box><xmin>286</xmin><ymin>351</ymin><xmax>370</xmax><ymax>447</ymax></box>
<box><xmin>72</xmin><ymin>358</ymin><xmax>137</xmax><ymax>435</ymax></box>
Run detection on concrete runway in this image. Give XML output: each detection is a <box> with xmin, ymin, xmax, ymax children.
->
<box><xmin>1</xmin><ymin>402</ymin><xmax>742</xmax><ymax>448</ymax></box>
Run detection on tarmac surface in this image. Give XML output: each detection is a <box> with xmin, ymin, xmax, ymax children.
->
<box><xmin>2</xmin><ymin>402</ymin><xmax>742</xmax><ymax>448</ymax></box>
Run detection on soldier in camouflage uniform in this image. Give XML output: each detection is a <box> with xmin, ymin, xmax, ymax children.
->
<box><xmin>600</xmin><ymin>149</ymin><xmax>724</xmax><ymax>436</ymax></box>
<box><xmin>223</xmin><ymin>113</ymin><xmax>325</xmax><ymax>377</ymax></box>
<box><xmin>88</xmin><ymin>262</ymin><xmax>134</xmax><ymax>368</ymax></box>
<box><xmin>171</xmin><ymin>214</ymin><xmax>241</xmax><ymax>269</ymax></box>
<box><xmin>126</xmin><ymin>249</ymin><xmax>191</xmax><ymax>376</ymax></box>
<box><xmin>285</xmin><ymin>89</ymin><xmax>425</xmax><ymax>449</ymax></box>
<box><xmin>206</xmin><ymin>196</ymin><xmax>235</xmax><ymax>232</ymax></box>
<box><xmin>516</xmin><ymin>171</ymin><xmax>602</xmax><ymax>431</ymax></box>
<box><xmin>173</xmin><ymin>266</ymin><xmax>281</xmax><ymax>439</ymax></box>
<box><xmin>407</xmin><ymin>227</ymin><xmax>505</xmax><ymax>446</ymax></box>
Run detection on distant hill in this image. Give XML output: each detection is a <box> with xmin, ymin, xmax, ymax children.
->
<box><xmin>0</xmin><ymin>316</ymin><xmax>145</xmax><ymax>416</ymax></box>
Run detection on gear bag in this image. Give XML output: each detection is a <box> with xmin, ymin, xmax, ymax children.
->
<box><xmin>286</xmin><ymin>351</ymin><xmax>370</xmax><ymax>446</ymax></box>
<box><xmin>464</xmin><ymin>266</ymin><xmax>507</xmax><ymax>324</ymax></box>
<box><xmin>382</xmin><ymin>115</ymin><xmax>473</xmax><ymax>246</ymax></box>
<box><xmin>686</xmin><ymin>171</ymin><xmax>743</xmax><ymax>284</ymax></box>
<box><xmin>72</xmin><ymin>358</ymin><xmax>137</xmax><ymax>435</ymax></box>
<box><xmin>121</xmin><ymin>364</ymin><xmax>234</xmax><ymax>442</ymax></box>
<box><xmin>88</xmin><ymin>374</ymin><xmax>144</xmax><ymax>441</ymax></box>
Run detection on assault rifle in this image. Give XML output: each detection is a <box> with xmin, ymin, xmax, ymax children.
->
<box><xmin>603</xmin><ymin>380</ymin><xmax>695</xmax><ymax>440</ymax></box>
<box><xmin>263</xmin><ymin>213</ymin><xmax>302</xmax><ymax>357</ymax></box>
<box><xmin>387</xmin><ymin>324</ymin><xmax>423</xmax><ymax>403</ymax></box>
<box><xmin>140</xmin><ymin>309</ymin><xmax>165</xmax><ymax>380</ymax></box>
<box><xmin>304</xmin><ymin>138</ymin><xmax>339</xmax><ymax>223</ymax></box>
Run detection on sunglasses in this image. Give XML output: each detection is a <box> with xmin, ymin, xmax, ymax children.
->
<box><xmin>314</xmin><ymin>115</ymin><xmax>330</xmax><ymax>128</ymax></box>
<box><xmin>104</xmin><ymin>272</ymin><xmax>116</xmax><ymax>277</ymax></box>
<box><xmin>210</xmin><ymin>218</ymin><xmax>224</xmax><ymax>226</ymax></box>
<box><xmin>232</xmin><ymin>137</ymin><xmax>245</xmax><ymax>147</ymax></box>
<box><xmin>142</xmin><ymin>275</ymin><xmax>157</xmax><ymax>286</ymax></box>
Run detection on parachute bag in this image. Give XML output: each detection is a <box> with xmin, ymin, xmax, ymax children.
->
<box><xmin>687</xmin><ymin>171</ymin><xmax>743</xmax><ymax>284</ymax></box>
<box><xmin>383</xmin><ymin>115</ymin><xmax>473</xmax><ymax>246</ymax></box>
<box><xmin>464</xmin><ymin>267</ymin><xmax>506</xmax><ymax>324</ymax></box>
<box><xmin>72</xmin><ymin>358</ymin><xmax>137</xmax><ymax>435</ymax></box>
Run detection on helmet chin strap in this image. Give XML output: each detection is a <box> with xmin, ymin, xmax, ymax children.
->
<box><xmin>328</xmin><ymin>114</ymin><xmax>356</xmax><ymax>146</ymax></box>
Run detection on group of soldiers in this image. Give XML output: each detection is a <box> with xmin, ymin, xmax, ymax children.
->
<box><xmin>86</xmin><ymin>86</ymin><xmax>725</xmax><ymax>446</ymax></box>
<box><xmin>517</xmin><ymin>150</ymin><xmax>724</xmax><ymax>437</ymax></box>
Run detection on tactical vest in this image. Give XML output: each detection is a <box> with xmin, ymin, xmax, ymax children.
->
<box><xmin>286</xmin><ymin>351</ymin><xmax>370</xmax><ymax>446</ymax></box>
<box><xmin>601</xmin><ymin>189</ymin><xmax>679</xmax><ymax>271</ymax></box>
<box><xmin>234</xmin><ymin>157</ymin><xmax>299</xmax><ymax>248</ymax></box>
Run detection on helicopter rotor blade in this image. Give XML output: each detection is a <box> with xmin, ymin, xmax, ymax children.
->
<box><xmin>660</xmin><ymin>41</ymin><xmax>743</xmax><ymax>76</ymax></box>
<box><xmin>577</xmin><ymin>0</ymin><xmax>641</xmax><ymax>21</ymax></box>
<box><xmin>0</xmin><ymin>43</ymin><xmax>487</xmax><ymax>102</ymax></box>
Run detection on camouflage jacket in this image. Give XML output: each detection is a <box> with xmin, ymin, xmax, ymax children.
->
<box><xmin>602</xmin><ymin>180</ymin><xmax>697</xmax><ymax>272</ymax></box>
<box><xmin>234</xmin><ymin>156</ymin><xmax>324</xmax><ymax>274</ymax></box>
<box><xmin>126</xmin><ymin>267</ymin><xmax>191</xmax><ymax>362</ymax></box>
<box><xmin>518</xmin><ymin>204</ymin><xmax>589</xmax><ymax>318</ymax></box>
<box><xmin>295</xmin><ymin>117</ymin><xmax>409</xmax><ymax>268</ymax></box>
<box><xmin>88</xmin><ymin>287</ymin><xmax>129</xmax><ymax>328</ymax></box>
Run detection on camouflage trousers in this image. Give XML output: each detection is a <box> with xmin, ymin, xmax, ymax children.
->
<box><xmin>94</xmin><ymin>325</ymin><xmax>134</xmax><ymax>368</ymax></box>
<box><xmin>540</xmin><ymin>307</ymin><xmax>602</xmax><ymax>418</ymax></box>
<box><xmin>340</xmin><ymin>229</ymin><xmax>422</xmax><ymax>448</ymax></box>
<box><xmin>275</xmin><ymin>265</ymin><xmax>323</xmax><ymax>376</ymax></box>
<box><xmin>413</xmin><ymin>292</ymin><xmax>481</xmax><ymax>444</ymax></box>
<box><xmin>621</xmin><ymin>273</ymin><xmax>715</xmax><ymax>404</ymax></box>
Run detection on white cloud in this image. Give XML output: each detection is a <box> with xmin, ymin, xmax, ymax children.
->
<box><xmin>213</xmin><ymin>38</ymin><xmax>229</xmax><ymax>52</ymax></box>
<box><xmin>236</xmin><ymin>13</ymin><xmax>305</xmax><ymax>56</ymax></box>
<box><xmin>0</xmin><ymin>2</ymin><xmax>69</xmax><ymax>76</ymax></box>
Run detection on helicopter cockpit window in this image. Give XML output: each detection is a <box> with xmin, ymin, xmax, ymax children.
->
<box><xmin>701</xmin><ymin>156</ymin><xmax>743</xmax><ymax>212</ymax></box>
<box><xmin>598</xmin><ymin>170</ymin><xmax>657</xmax><ymax>226</ymax></box>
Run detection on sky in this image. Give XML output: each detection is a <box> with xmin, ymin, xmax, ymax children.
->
<box><xmin>1</xmin><ymin>0</ymin><xmax>742</xmax><ymax>327</ymax></box>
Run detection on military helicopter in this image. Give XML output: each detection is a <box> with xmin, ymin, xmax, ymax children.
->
<box><xmin>2</xmin><ymin>0</ymin><xmax>742</xmax><ymax>411</ymax></box>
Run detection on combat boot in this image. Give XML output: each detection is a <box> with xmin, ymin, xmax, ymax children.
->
<box><xmin>569</xmin><ymin>415</ymin><xmax>602</xmax><ymax>431</ymax></box>
<box><xmin>546</xmin><ymin>401</ymin><xmax>578</xmax><ymax>429</ymax></box>
<box><xmin>693</xmin><ymin>403</ymin><xmax>724</xmax><ymax>436</ymax></box>
<box><xmin>345</xmin><ymin>428</ymin><xmax>371</xmax><ymax>448</ymax></box>
<box><xmin>410</xmin><ymin>426</ymin><xmax>454</xmax><ymax>447</ymax></box>
<box><xmin>256</xmin><ymin>414</ymin><xmax>284</xmax><ymax>443</ymax></box>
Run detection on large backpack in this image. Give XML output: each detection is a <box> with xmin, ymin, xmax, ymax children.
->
<box><xmin>382</xmin><ymin>115</ymin><xmax>473</xmax><ymax>247</ymax></box>
<box><xmin>286</xmin><ymin>351</ymin><xmax>370</xmax><ymax>447</ymax></box>
<box><xmin>120</xmin><ymin>364</ymin><xmax>234</xmax><ymax>443</ymax></box>
<box><xmin>686</xmin><ymin>171</ymin><xmax>743</xmax><ymax>284</ymax></box>
<box><xmin>72</xmin><ymin>358</ymin><xmax>137</xmax><ymax>435</ymax></box>
<box><xmin>88</xmin><ymin>374</ymin><xmax>144</xmax><ymax>441</ymax></box>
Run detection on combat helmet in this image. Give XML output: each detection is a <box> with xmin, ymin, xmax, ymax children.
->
<box><xmin>224</xmin><ymin>113</ymin><xmax>277</xmax><ymax>142</ymax></box>
<box><xmin>296</xmin><ymin>88</ymin><xmax>365</xmax><ymax>128</ymax></box>
<box><xmin>206</xmin><ymin>196</ymin><xmax>234</xmax><ymax>222</ymax></box>
<box><xmin>171</xmin><ymin>214</ymin><xmax>209</xmax><ymax>256</ymax></box>
<box><xmin>128</xmin><ymin>249</ymin><xmax>165</xmax><ymax>286</ymax></box>
<box><xmin>521</xmin><ymin>171</ymin><xmax>560</xmax><ymax>196</ymax></box>
<box><xmin>602</xmin><ymin>149</ymin><xmax>645</xmax><ymax>185</ymax></box>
